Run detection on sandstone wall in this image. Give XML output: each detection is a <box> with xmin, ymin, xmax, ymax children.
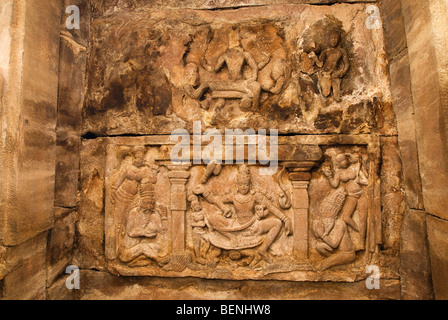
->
<box><xmin>0</xmin><ymin>0</ymin><xmax>446</xmax><ymax>300</ymax></box>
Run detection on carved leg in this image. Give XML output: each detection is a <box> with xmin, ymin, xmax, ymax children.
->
<box><xmin>257</xmin><ymin>218</ymin><xmax>282</xmax><ymax>256</ymax></box>
<box><xmin>318</xmin><ymin>251</ymin><xmax>356</xmax><ymax>271</ymax></box>
<box><xmin>315</xmin><ymin>242</ymin><xmax>334</xmax><ymax>257</ymax></box>
<box><xmin>192</xmin><ymin>233</ymin><xmax>207</xmax><ymax>265</ymax></box>
<box><xmin>332</xmin><ymin>78</ymin><xmax>342</xmax><ymax>102</ymax></box>
<box><xmin>207</xmin><ymin>246</ymin><xmax>222</xmax><ymax>268</ymax></box>
<box><xmin>319</xmin><ymin>72</ymin><xmax>332</xmax><ymax>97</ymax></box>
<box><xmin>118</xmin><ymin>243</ymin><xmax>160</xmax><ymax>263</ymax></box>
<box><xmin>339</xmin><ymin>196</ymin><xmax>359</xmax><ymax>232</ymax></box>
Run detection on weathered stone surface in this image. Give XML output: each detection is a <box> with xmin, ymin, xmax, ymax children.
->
<box><xmin>47</xmin><ymin>275</ymin><xmax>81</xmax><ymax>300</ymax></box>
<box><xmin>90</xmin><ymin>0</ymin><xmax>380</xmax><ymax>17</ymax></box>
<box><xmin>1</xmin><ymin>0</ymin><xmax>62</xmax><ymax>245</ymax></box>
<box><xmin>55</xmin><ymin>35</ymin><xmax>86</xmax><ymax>207</ymax></box>
<box><xmin>402</xmin><ymin>0</ymin><xmax>448</xmax><ymax>220</ymax></box>
<box><xmin>46</xmin><ymin>208</ymin><xmax>78</xmax><ymax>287</ymax></box>
<box><xmin>2</xmin><ymin>0</ymin><xmax>445</xmax><ymax>300</ymax></box>
<box><xmin>61</xmin><ymin>0</ymin><xmax>90</xmax><ymax>48</ymax></box>
<box><xmin>74</xmin><ymin>138</ymin><xmax>108</xmax><ymax>271</ymax></box>
<box><xmin>1</xmin><ymin>233</ymin><xmax>47</xmax><ymax>300</ymax></box>
<box><xmin>84</xmin><ymin>3</ymin><xmax>392</xmax><ymax>137</ymax></box>
<box><xmin>0</xmin><ymin>0</ymin><xmax>13</xmax><ymax>247</ymax></box>
<box><xmin>388</xmin><ymin>50</ymin><xmax>423</xmax><ymax>210</ymax></box>
<box><xmin>379</xmin><ymin>0</ymin><xmax>407</xmax><ymax>60</ymax></box>
<box><xmin>400</xmin><ymin>209</ymin><xmax>434</xmax><ymax>300</ymax></box>
<box><xmin>426</xmin><ymin>215</ymin><xmax>448</xmax><ymax>300</ymax></box>
<box><xmin>79</xmin><ymin>270</ymin><xmax>401</xmax><ymax>300</ymax></box>
<box><xmin>379</xmin><ymin>137</ymin><xmax>404</xmax><ymax>255</ymax></box>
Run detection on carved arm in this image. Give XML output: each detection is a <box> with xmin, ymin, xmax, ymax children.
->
<box><xmin>194</xmin><ymin>185</ymin><xmax>233</xmax><ymax>217</ymax></box>
<box><xmin>244</xmin><ymin>52</ymin><xmax>260</xmax><ymax>81</ymax></box>
<box><xmin>260</xmin><ymin>194</ymin><xmax>292</xmax><ymax>235</ymax></box>
<box><xmin>321</xmin><ymin>219</ymin><xmax>346</xmax><ymax>249</ymax></box>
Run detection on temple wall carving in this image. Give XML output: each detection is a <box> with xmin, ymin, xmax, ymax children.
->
<box><xmin>6</xmin><ymin>0</ymin><xmax>448</xmax><ymax>301</ymax></box>
<box><xmin>74</xmin><ymin>2</ymin><xmax>406</xmax><ymax>288</ymax></box>
<box><xmin>83</xmin><ymin>4</ymin><xmax>395</xmax><ymax>137</ymax></box>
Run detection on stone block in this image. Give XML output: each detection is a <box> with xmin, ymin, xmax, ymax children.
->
<box><xmin>380</xmin><ymin>136</ymin><xmax>405</xmax><ymax>256</ymax></box>
<box><xmin>2</xmin><ymin>233</ymin><xmax>47</xmax><ymax>300</ymax></box>
<box><xmin>79</xmin><ymin>270</ymin><xmax>400</xmax><ymax>300</ymax></box>
<box><xmin>400</xmin><ymin>209</ymin><xmax>434</xmax><ymax>300</ymax></box>
<box><xmin>388</xmin><ymin>50</ymin><xmax>423</xmax><ymax>210</ymax></box>
<box><xmin>75</xmin><ymin>138</ymin><xmax>108</xmax><ymax>271</ymax></box>
<box><xmin>74</xmin><ymin>133</ymin><xmax>402</xmax><ymax>285</ymax></box>
<box><xmin>1</xmin><ymin>0</ymin><xmax>62</xmax><ymax>245</ymax></box>
<box><xmin>47</xmin><ymin>276</ymin><xmax>80</xmax><ymax>300</ymax></box>
<box><xmin>379</xmin><ymin>0</ymin><xmax>407</xmax><ymax>59</ymax></box>
<box><xmin>46</xmin><ymin>208</ymin><xmax>78</xmax><ymax>288</ymax></box>
<box><xmin>426</xmin><ymin>214</ymin><xmax>448</xmax><ymax>300</ymax></box>
<box><xmin>61</xmin><ymin>0</ymin><xmax>90</xmax><ymax>48</ymax></box>
<box><xmin>55</xmin><ymin>129</ymin><xmax>81</xmax><ymax>208</ymax></box>
<box><xmin>402</xmin><ymin>0</ymin><xmax>448</xmax><ymax>220</ymax></box>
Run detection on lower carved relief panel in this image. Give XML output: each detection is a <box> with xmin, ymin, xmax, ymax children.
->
<box><xmin>86</xmin><ymin>135</ymin><xmax>395</xmax><ymax>282</ymax></box>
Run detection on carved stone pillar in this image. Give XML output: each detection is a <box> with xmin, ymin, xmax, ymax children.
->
<box><xmin>166</xmin><ymin>164</ymin><xmax>191</xmax><ymax>253</ymax></box>
<box><xmin>282</xmin><ymin>162</ymin><xmax>314</xmax><ymax>261</ymax></box>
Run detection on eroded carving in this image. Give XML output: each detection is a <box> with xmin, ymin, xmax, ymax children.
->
<box><xmin>182</xmin><ymin>26</ymin><xmax>284</xmax><ymax>115</ymax></box>
<box><xmin>317</xmin><ymin>29</ymin><xmax>349</xmax><ymax>102</ymax></box>
<box><xmin>298</xmin><ymin>26</ymin><xmax>349</xmax><ymax>102</ymax></box>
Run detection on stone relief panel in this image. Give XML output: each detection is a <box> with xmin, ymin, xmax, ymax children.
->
<box><xmin>84</xmin><ymin>4</ymin><xmax>396</xmax><ymax>136</ymax></box>
<box><xmin>309</xmin><ymin>146</ymin><xmax>374</xmax><ymax>273</ymax></box>
<box><xmin>93</xmin><ymin>136</ymin><xmax>395</xmax><ymax>281</ymax></box>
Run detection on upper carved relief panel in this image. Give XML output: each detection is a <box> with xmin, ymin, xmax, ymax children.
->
<box><xmin>84</xmin><ymin>4</ymin><xmax>396</xmax><ymax>136</ymax></box>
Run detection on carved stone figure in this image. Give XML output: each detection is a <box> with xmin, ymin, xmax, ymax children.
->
<box><xmin>188</xmin><ymin>194</ymin><xmax>210</xmax><ymax>265</ymax></box>
<box><xmin>118</xmin><ymin>179</ymin><xmax>168</xmax><ymax>265</ymax></box>
<box><xmin>323</xmin><ymin>150</ymin><xmax>368</xmax><ymax>232</ymax></box>
<box><xmin>260</xmin><ymin>58</ymin><xmax>288</xmax><ymax>95</ymax></box>
<box><xmin>313</xmin><ymin>149</ymin><xmax>369</xmax><ymax>270</ymax></box>
<box><xmin>317</xmin><ymin>29</ymin><xmax>349</xmax><ymax>102</ymax></box>
<box><xmin>111</xmin><ymin>146</ymin><xmax>155</xmax><ymax>217</ymax></box>
<box><xmin>184</xmin><ymin>28</ymin><xmax>270</xmax><ymax>112</ymax></box>
<box><xmin>313</xmin><ymin>188</ymin><xmax>355</xmax><ymax>271</ymax></box>
<box><xmin>194</xmin><ymin>165</ymin><xmax>292</xmax><ymax>267</ymax></box>
<box><xmin>298</xmin><ymin>42</ymin><xmax>322</xmax><ymax>77</ymax></box>
<box><xmin>110</xmin><ymin>146</ymin><xmax>161</xmax><ymax>260</ymax></box>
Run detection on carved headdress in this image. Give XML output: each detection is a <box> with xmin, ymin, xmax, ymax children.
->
<box><xmin>237</xmin><ymin>165</ymin><xmax>251</xmax><ymax>185</ymax></box>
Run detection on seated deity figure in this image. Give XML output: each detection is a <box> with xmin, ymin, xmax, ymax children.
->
<box><xmin>118</xmin><ymin>178</ymin><xmax>168</xmax><ymax>265</ymax></box>
<box><xmin>194</xmin><ymin>165</ymin><xmax>292</xmax><ymax>266</ymax></box>
<box><xmin>199</xmin><ymin>28</ymin><xmax>270</xmax><ymax>111</ymax></box>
